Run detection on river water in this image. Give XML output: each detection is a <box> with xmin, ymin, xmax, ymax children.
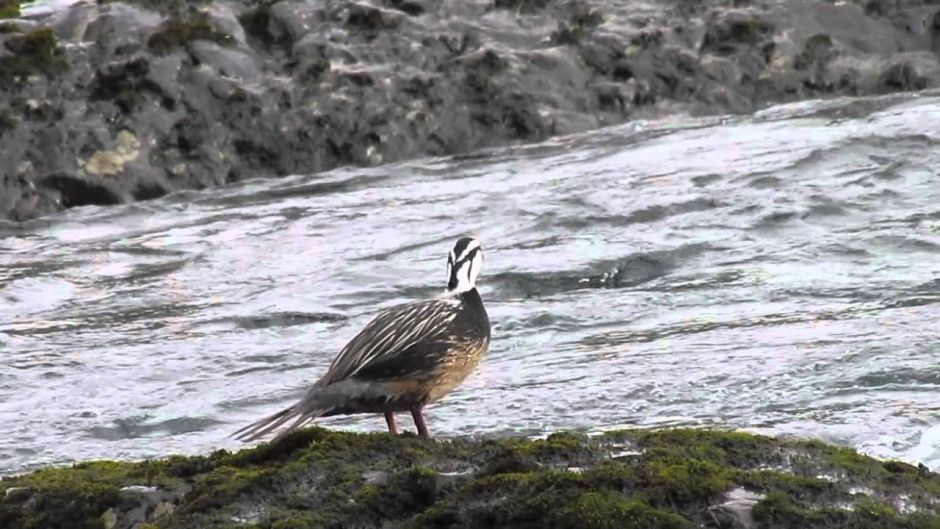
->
<box><xmin>1</xmin><ymin>92</ymin><xmax>938</xmax><ymax>476</ymax></box>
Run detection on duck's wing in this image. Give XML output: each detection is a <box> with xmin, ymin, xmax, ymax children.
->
<box><xmin>320</xmin><ymin>297</ymin><xmax>460</xmax><ymax>384</ymax></box>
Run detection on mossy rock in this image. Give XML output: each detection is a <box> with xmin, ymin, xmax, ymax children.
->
<box><xmin>1</xmin><ymin>427</ymin><xmax>938</xmax><ymax>529</ymax></box>
<box><xmin>0</xmin><ymin>27</ymin><xmax>68</xmax><ymax>87</ymax></box>
<box><xmin>147</xmin><ymin>11</ymin><xmax>234</xmax><ymax>55</ymax></box>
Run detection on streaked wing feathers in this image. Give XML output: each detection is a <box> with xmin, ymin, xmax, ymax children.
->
<box><xmin>321</xmin><ymin>298</ymin><xmax>459</xmax><ymax>384</ymax></box>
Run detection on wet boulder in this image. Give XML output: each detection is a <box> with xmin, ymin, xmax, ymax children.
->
<box><xmin>0</xmin><ymin>428</ymin><xmax>937</xmax><ymax>529</ymax></box>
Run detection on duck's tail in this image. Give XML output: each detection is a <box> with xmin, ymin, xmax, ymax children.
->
<box><xmin>231</xmin><ymin>391</ymin><xmax>333</xmax><ymax>443</ymax></box>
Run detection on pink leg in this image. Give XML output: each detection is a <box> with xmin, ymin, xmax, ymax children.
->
<box><xmin>410</xmin><ymin>405</ymin><xmax>430</xmax><ymax>438</ymax></box>
<box><xmin>384</xmin><ymin>411</ymin><xmax>398</xmax><ymax>435</ymax></box>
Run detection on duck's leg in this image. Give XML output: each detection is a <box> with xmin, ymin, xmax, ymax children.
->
<box><xmin>384</xmin><ymin>411</ymin><xmax>398</xmax><ymax>435</ymax></box>
<box><xmin>410</xmin><ymin>405</ymin><xmax>430</xmax><ymax>438</ymax></box>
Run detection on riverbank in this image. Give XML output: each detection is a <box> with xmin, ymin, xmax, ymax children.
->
<box><xmin>1</xmin><ymin>427</ymin><xmax>938</xmax><ymax>529</ymax></box>
<box><xmin>2</xmin><ymin>0</ymin><xmax>940</xmax><ymax>220</ymax></box>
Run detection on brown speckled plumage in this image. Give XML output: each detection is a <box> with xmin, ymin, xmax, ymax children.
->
<box><xmin>233</xmin><ymin>237</ymin><xmax>490</xmax><ymax>442</ymax></box>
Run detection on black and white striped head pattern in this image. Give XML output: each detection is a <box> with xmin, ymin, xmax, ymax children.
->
<box><xmin>446</xmin><ymin>237</ymin><xmax>483</xmax><ymax>293</ymax></box>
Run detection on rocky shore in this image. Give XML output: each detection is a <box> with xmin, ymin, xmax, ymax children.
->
<box><xmin>1</xmin><ymin>427</ymin><xmax>938</xmax><ymax>529</ymax></box>
<box><xmin>2</xmin><ymin>0</ymin><xmax>940</xmax><ymax>220</ymax></box>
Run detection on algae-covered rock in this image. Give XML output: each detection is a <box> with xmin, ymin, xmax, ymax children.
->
<box><xmin>147</xmin><ymin>11</ymin><xmax>235</xmax><ymax>55</ymax></box>
<box><xmin>0</xmin><ymin>428</ymin><xmax>937</xmax><ymax>529</ymax></box>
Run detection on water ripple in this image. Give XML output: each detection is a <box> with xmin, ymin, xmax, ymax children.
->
<box><xmin>1</xmin><ymin>92</ymin><xmax>939</xmax><ymax>475</ymax></box>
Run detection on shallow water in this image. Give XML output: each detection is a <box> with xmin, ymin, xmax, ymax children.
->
<box><xmin>1</xmin><ymin>92</ymin><xmax>938</xmax><ymax>476</ymax></box>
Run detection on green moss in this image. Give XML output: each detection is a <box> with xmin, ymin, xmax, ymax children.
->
<box><xmin>579</xmin><ymin>456</ymin><xmax>732</xmax><ymax>507</ymax></box>
<box><xmin>752</xmin><ymin>490</ymin><xmax>812</xmax><ymax>526</ymax></box>
<box><xmin>269</xmin><ymin>518</ymin><xmax>316</xmax><ymax>529</ymax></box>
<box><xmin>736</xmin><ymin>469</ymin><xmax>836</xmax><ymax>500</ymax></box>
<box><xmin>753</xmin><ymin>490</ymin><xmax>940</xmax><ymax>529</ymax></box>
<box><xmin>854</xmin><ymin>497</ymin><xmax>897</xmax><ymax>518</ymax></box>
<box><xmin>581</xmin><ymin>458</ymin><xmax>630</xmax><ymax>482</ymax></box>
<box><xmin>355</xmin><ymin>466</ymin><xmax>439</xmax><ymax>520</ymax></box>
<box><xmin>625</xmin><ymin>427</ymin><xmax>779</xmax><ymax>464</ymax></box>
<box><xmin>147</xmin><ymin>12</ymin><xmax>234</xmax><ymax>55</ymax></box>
<box><xmin>0</xmin><ymin>107</ymin><xmax>16</xmax><ymax>132</ymax></box>
<box><xmin>793</xmin><ymin>438</ymin><xmax>940</xmax><ymax>499</ymax></box>
<box><xmin>561</xmin><ymin>492</ymin><xmax>690</xmax><ymax>529</ymax></box>
<box><xmin>414</xmin><ymin>469</ymin><xmax>583</xmax><ymax>528</ymax></box>
<box><xmin>478</xmin><ymin>431</ymin><xmax>592</xmax><ymax>476</ymax></box>
<box><xmin>0</xmin><ymin>0</ymin><xmax>20</xmax><ymax>20</ymax></box>
<box><xmin>178</xmin><ymin>465</ymin><xmax>272</xmax><ymax>513</ymax></box>
<box><xmin>599</xmin><ymin>429</ymin><xmax>759</xmax><ymax>505</ymax></box>
<box><xmin>521</xmin><ymin>431</ymin><xmax>587</xmax><ymax>458</ymax></box>
<box><xmin>828</xmin><ymin>445</ymin><xmax>876</xmax><ymax>473</ymax></box>
<box><xmin>647</xmin><ymin>458</ymin><xmax>733</xmax><ymax>504</ymax></box>
<box><xmin>219</xmin><ymin>427</ymin><xmax>325</xmax><ymax>467</ymax></box>
<box><xmin>0</xmin><ymin>28</ymin><xmax>68</xmax><ymax>86</ymax></box>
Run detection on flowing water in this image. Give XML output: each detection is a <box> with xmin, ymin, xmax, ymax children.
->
<box><xmin>1</xmin><ymin>92</ymin><xmax>939</xmax><ymax>476</ymax></box>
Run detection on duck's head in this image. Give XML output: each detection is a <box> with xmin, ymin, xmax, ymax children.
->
<box><xmin>446</xmin><ymin>237</ymin><xmax>483</xmax><ymax>293</ymax></box>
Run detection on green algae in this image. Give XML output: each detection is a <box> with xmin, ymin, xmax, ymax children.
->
<box><xmin>0</xmin><ymin>27</ymin><xmax>68</xmax><ymax>86</ymax></box>
<box><xmin>356</xmin><ymin>466</ymin><xmax>440</xmax><ymax>522</ymax></box>
<box><xmin>0</xmin><ymin>0</ymin><xmax>19</xmax><ymax>20</ymax></box>
<box><xmin>561</xmin><ymin>492</ymin><xmax>689</xmax><ymax>529</ymax></box>
<box><xmin>1</xmin><ymin>427</ymin><xmax>938</xmax><ymax>529</ymax></box>
<box><xmin>0</xmin><ymin>460</ymin><xmax>183</xmax><ymax>529</ymax></box>
<box><xmin>753</xmin><ymin>490</ymin><xmax>940</xmax><ymax>529</ymax></box>
<box><xmin>147</xmin><ymin>12</ymin><xmax>234</xmax><ymax>55</ymax></box>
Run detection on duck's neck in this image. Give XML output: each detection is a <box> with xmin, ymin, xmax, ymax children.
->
<box><xmin>454</xmin><ymin>287</ymin><xmax>483</xmax><ymax>306</ymax></box>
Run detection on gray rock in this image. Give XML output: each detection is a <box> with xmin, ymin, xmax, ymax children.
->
<box><xmin>5</xmin><ymin>0</ymin><xmax>940</xmax><ymax>220</ymax></box>
<box><xmin>104</xmin><ymin>484</ymin><xmax>186</xmax><ymax>529</ymax></box>
<box><xmin>707</xmin><ymin>487</ymin><xmax>765</xmax><ymax>529</ymax></box>
<box><xmin>190</xmin><ymin>41</ymin><xmax>262</xmax><ymax>83</ymax></box>
<box><xmin>79</xmin><ymin>3</ymin><xmax>163</xmax><ymax>51</ymax></box>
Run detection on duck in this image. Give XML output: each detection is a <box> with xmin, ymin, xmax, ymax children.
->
<box><xmin>232</xmin><ymin>237</ymin><xmax>490</xmax><ymax>442</ymax></box>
